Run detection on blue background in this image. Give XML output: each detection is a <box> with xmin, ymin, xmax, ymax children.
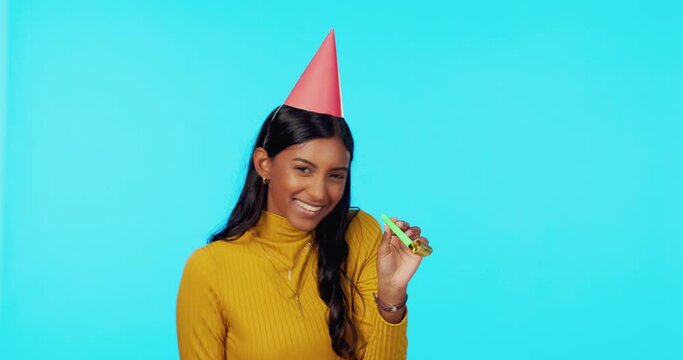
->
<box><xmin>1</xmin><ymin>1</ymin><xmax>682</xmax><ymax>359</ymax></box>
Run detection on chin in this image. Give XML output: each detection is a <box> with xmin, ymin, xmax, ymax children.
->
<box><xmin>288</xmin><ymin>215</ymin><xmax>320</xmax><ymax>232</ymax></box>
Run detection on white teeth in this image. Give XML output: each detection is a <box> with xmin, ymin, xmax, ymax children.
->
<box><xmin>295</xmin><ymin>199</ymin><xmax>324</xmax><ymax>212</ymax></box>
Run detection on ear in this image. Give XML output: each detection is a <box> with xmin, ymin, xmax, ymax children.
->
<box><xmin>252</xmin><ymin>147</ymin><xmax>272</xmax><ymax>179</ymax></box>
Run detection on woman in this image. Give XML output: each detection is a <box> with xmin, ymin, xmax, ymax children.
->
<box><xmin>176</xmin><ymin>30</ymin><xmax>429</xmax><ymax>359</ymax></box>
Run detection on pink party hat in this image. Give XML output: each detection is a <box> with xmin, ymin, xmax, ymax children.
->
<box><xmin>284</xmin><ymin>29</ymin><xmax>343</xmax><ymax>117</ymax></box>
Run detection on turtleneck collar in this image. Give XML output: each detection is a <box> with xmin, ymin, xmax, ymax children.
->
<box><xmin>251</xmin><ymin>210</ymin><xmax>314</xmax><ymax>244</ymax></box>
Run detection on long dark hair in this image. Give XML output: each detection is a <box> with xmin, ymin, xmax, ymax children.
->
<box><xmin>209</xmin><ymin>104</ymin><xmax>361</xmax><ymax>358</ymax></box>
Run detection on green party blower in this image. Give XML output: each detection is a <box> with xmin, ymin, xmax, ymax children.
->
<box><xmin>380</xmin><ymin>214</ymin><xmax>433</xmax><ymax>257</ymax></box>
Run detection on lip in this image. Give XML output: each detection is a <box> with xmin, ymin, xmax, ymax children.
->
<box><xmin>294</xmin><ymin>199</ymin><xmax>325</xmax><ymax>217</ymax></box>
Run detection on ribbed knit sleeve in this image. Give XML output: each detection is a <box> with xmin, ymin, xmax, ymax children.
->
<box><xmin>348</xmin><ymin>211</ymin><xmax>408</xmax><ymax>360</ymax></box>
<box><xmin>176</xmin><ymin>247</ymin><xmax>228</xmax><ymax>360</ymax></box>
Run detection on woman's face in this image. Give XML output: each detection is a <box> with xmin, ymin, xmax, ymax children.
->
<box><xmin>254</xmin><ymin>137</ymin><xmax>350</xmax><ymax>232</ymax></box>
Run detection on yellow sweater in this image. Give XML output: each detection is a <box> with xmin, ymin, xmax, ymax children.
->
<box><xmin>176</xmin><ymin>209</ymin><xmax>408</xmax><ymax>359</ymax></box>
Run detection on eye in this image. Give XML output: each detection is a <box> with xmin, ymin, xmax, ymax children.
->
<box><xmin>330</xmin><ymin>173</ymin><xmax>346</xmax><ymax>180</ymax></box>
<box><xmin>294</xmin><ymin>166</ymin><xmax>311</xmax><ymax>174</ymax></box>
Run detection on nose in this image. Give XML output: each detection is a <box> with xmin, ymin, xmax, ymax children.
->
<box><xmin>305</xmin><ymin>174</ymin><xmax>327</xmax><ymax>204</ymax></box>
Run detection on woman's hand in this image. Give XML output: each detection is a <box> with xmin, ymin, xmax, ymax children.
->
<box><xmin>376</xmin><ymin>216</ymin><xmax>429</xmax><ymax>293</ymax></box>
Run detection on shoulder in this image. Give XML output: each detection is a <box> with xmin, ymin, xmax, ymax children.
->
<box><xmin>346</xmin><ymin>209</ymin><xmax>383</xmax><ymax>252</ymax></box>
<box><xmin>179</xmin><ymin>244</ymin><xmax>220</xmax><ymax>291</ymax></box>
<box><xmin>347</xmin><ymin>208</ymin><xmax>381</xmax><ymax>234</ymax></box>
<box><xmin>182</xmin><ymin>243</ymin><xmax>221</xmax><ymax>274</ymax></box>
<box><xmin>183</xmin><ymin>235</ymin><xmax>252</xmax><ymax>273</ymax></box>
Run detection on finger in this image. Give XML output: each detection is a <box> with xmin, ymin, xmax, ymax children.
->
<box><xmin>417</xmin><ymin>236</ymin><xmax>429</xmax><ymax>245</ymax></box>
<box><xmin>404</xmin><ymin>226</ymin><xmax>421</xmax><ymax>240</ymax></box>
<box><xmin>390</xmin><ymin>234</ymin><xmax>401</xmax><ymax>247</ymax></box>
<box><xmin>381</xmin><ymin>223</ymin><xmax>392</xmax><ymax>244</ymax></box>
<box><xmin>393</xmin><ymin>218</ymin><xmax>411</xmax><ymax>232</ymax></box>
<box><xmin>391</xmin><ymin>235</ymin><xmax>414</xmax><ymax>255</ymax></box>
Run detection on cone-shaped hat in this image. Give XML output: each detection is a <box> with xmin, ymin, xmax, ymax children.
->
<box><xmin>284</xmin><ymin>29</ymin><xmax>343</xmax><ymax>117</ymax></box>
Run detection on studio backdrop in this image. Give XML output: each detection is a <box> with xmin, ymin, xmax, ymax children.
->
<box><xmin>1</xmin><ymin>0</ymin><xmax>682</xmax><ymax>359</ymax></box>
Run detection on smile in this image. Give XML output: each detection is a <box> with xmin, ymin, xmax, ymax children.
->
<box><xmin>294</xmin><ymin>199</ymin><xmax>324</xmax><ymax>212</ymax></box>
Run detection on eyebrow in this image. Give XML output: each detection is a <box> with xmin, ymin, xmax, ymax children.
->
<box><xmin>292</xmin><ymin>157</ymin><xmax>349</xmax><ymax>172</ymax></box>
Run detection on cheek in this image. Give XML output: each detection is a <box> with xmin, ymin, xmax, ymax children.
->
<box><xmin>328</xmin><ymin>182</ymin><xmax>346</xmax><ymax>202</ymax></box>
<box><xmin>273</xmin><ymin>171</ymin><xmax>303</xmax><ymax>195</ymax></box>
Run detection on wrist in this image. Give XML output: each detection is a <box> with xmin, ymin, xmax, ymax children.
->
<box><xmin>377</xmin><ymin>283</ymin><xmax>407</xmax><ymax>304</ymax></box>
<box><xmin>373</xmin><ymin>292</ymin><xmax>408</xmax><ymax>312</ymax></box>
<box><xmin>378</xmin><ymin>280</ymin><xmax>407</xmax><ymax>292</ymax></box>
